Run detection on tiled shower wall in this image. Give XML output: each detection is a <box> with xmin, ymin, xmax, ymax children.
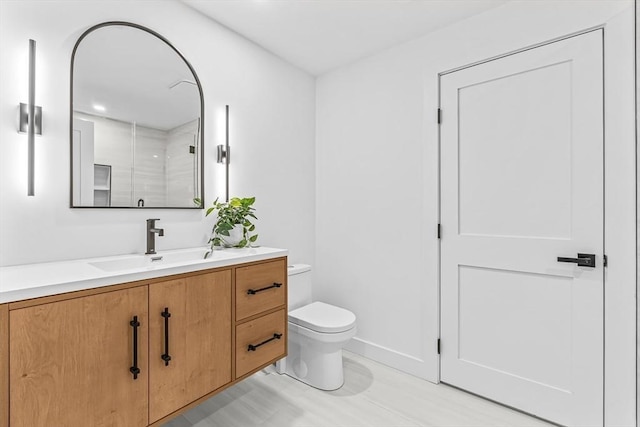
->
<box><xmin>75</xmin><ymin>113</ymin><xmax>199</xmax><ymax>207</ymax></box>
<box><xmin>76</xmin><ymin>112</ymin><xmax>133</xmax><ymax>205</ymax></box>
<box><xmin>132</xmin><ymin>125</ymin><xmax>168</xmax><ymax>207</ymax></box>
<box><xmin>75</xmin><ymin>112</ymin><xmax>169</xmax><ymax>207</ymax></box>
<box><xmin>166</xmin><ymin>119</ymin><xmax>200</xmax><ymax>207</ymax></box>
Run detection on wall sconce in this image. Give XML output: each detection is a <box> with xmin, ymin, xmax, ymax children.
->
<box><xmin>18</xmin><ymin>39</ymin><xmax>42</xmax><ymax>196</ymax></box>
<box><xmin>216</xmin><ymin>144</ymin><xmax>229</xmax><ymax>164</ymax></box>
<box><xmin>217</xmin><ymin>105</ymin><xmax>230</xmax><ymax>202</ymax></box>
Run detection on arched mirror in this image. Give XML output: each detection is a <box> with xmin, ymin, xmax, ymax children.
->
<box><xmin>70</xmin><ymin>22</ymin><xmax>204</xmax><ymax>208</ymax></box>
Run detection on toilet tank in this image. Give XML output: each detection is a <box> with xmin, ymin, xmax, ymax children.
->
<box><xmin>287</xmin><ymin>264</ymin><xmax>312</xmax><ymax>310</ymax></box>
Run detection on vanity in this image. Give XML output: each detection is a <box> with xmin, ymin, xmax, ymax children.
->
<box><xmin>0</xmin><ymin>248</ymin><xmax>288</xmax><ymax>427</ymax></box>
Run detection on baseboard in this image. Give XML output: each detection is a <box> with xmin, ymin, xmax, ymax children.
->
<box><xmin>345</xmin><ymin>337</ymin><xmax>436</xmax><ymax>382</ymax></box>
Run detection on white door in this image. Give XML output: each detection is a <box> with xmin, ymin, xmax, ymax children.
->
<box><xmin>440</xmin><ymin>30</ymin><xmax>603</xmax><ymax>427</ymax></box>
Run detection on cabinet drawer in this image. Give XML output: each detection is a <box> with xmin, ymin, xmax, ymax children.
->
<box><xmin>235</xmin><ymin>309</ymin><xmax>286</xmax><ymax>378</ymax></box>
<box><xmin>236</xmin><ymin>259</ymin><xmax>286</xmax><ymax>321</ymax></box>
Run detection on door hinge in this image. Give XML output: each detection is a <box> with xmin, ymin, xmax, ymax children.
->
<box><xmin>437</xmin><ymin>338</ymin><xmax>441</xmax><ymax>355</ymax></box>
<box><xmin>437</xmin><ymin>224</ymin><xmax>441</xmax><ymax>239</ymax></box>
<box><xmin>603</xmin><ymin>254</ymin><xmax>608</xmax><ymax>267</ymax></box>
<box><xmin>437</xmin><ymin>108</ymin><xmax>442</xmax><ymax>124</ymax></box>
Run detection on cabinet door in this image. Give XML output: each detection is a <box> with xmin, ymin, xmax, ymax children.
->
<box><xmin>10</xmin><ymin>286</ymin><xmax>149</xmax><ymax>427</ymax></box>
<box><xmin>1</xmin><ymin>304</ymin><xmax>8</xmax><ymax>427</ymax></box>
<box><xmin>149</xmin><ymin>270</ymin><xmax>232</xmax><ymax>423</ymax></box>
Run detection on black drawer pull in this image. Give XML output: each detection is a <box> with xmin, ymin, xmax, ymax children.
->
<box><xmin>247</xmin><ymin>282</ymin><xmax>282</xmax><ymax>295</ymax></box>
<box><xmin>247</xmin><ymin>333</ymin><xmax>282</xmax><ymax>352</ymax></box>
<box><xmin>129</xmin><ymin>316</ymin><xmax>141</xmax><ymax>380</ymax></box>
<box><xmin>161</xmin><ymin>307</ymin><xmax>172</xmax><ymax>366</ymax></box>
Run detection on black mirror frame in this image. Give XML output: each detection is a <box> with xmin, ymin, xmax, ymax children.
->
<box><xmin>69</xmin><ymin>21</ymin><xmax>205</xmax><ymax>209</ymax></box>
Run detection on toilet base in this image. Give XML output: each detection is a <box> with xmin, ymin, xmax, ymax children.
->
<box><xmin>277</xmin><ymin>347</ymin><xmax>345</xmax><ymax>391</ymax></box>
<box><xmin>276</xmin><ymin>322</ymin><xmax>356</xmax><ymax>391</ymax></box>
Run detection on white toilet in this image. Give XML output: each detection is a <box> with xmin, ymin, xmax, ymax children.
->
<box><xmin>276</xmin><ymin>264</ymin><xmax>357</xmax><ymax>390</ymax></box>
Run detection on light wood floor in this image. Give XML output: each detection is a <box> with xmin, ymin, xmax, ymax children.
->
<box><xmin>163</xmin><ymin>351</ymin><xmax>554</xmax><ymax>427</ymax></box>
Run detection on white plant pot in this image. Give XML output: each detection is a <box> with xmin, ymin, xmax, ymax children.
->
<box><xmin>221</xmin><ymin>224</ymin><xmax>244</xmax><ymax>247</ymax></box>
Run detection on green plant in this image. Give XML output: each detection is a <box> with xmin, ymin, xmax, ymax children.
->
<box><xmin>204</xmin><ymin>197</ymin><xmax>258</xmax><ymax>248</ymax></box>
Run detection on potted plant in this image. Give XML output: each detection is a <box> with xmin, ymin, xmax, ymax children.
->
<box><xmin>203</xmin><ymin>197</ymin><xmax>258</xmax><ymax>248</ymax></box>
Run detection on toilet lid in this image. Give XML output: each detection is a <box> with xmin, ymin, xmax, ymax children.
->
<box><xmin>288</xmin><ymin>301</ymin><xmax>356</xmax><ymax>333</ymax></box>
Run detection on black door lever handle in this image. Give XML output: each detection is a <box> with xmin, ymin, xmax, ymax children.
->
<box><xmin>557</xmin><ymin>253</ymin><xmax>596</xmax><ymax>268</ymax></box>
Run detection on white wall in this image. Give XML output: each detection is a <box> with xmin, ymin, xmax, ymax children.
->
<box><xmin>316</xmin><ymin>1</ymin><xmax>635</xmax><ymax>425</ymax></box>
<box><xmin>0</xmin><ymin>0</ymin><xmax>316</xmax><ymax>266</ymax></box>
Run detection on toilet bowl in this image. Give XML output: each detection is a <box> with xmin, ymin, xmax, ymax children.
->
<box><xmin>276</xmin><ymin>265</ymin><xmax>357</xmax><ymax>390</ymax></box>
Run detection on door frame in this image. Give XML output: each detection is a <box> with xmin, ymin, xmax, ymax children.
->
<box><xmin>436</xmin><ymin>24</ymin><xmax>637</xmax><ymax>426</ymax></box>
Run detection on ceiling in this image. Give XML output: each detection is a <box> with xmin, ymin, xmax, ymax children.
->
<box><xmin>182</xmin><ymin>0</ymin><xmax>509</xmax><ymax>76</ymax></box>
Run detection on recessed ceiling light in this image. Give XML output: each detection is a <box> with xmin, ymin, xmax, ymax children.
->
<box><xmin>93</xmin><ymin>104</ymin><xmax>106</xmax><ymax>112</ymax></box>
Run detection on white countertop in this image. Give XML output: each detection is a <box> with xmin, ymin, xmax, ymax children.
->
<box><xmin>0</xmin><ymin>246</ymin><xmax>288</xmax><ymax>304</ymax></box>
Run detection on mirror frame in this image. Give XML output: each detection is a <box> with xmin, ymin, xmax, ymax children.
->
<box><xmin>69</xmin><ymin>21</ymin><xmax>205</xmax><ymax>209</ymax></box>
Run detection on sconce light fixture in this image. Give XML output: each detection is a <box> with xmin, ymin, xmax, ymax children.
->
<box><xmin>217</xmin><ymin>105</ymin><xmax>230</xmax><ymax>202</ymax></box>
<box><xmin>18</xmin><ymin>39</ymin><xmax>42</xmax><ymax>196</ymax></box>
<box><xmin>216</xmin><ymin>144</ymin><xmax>229</xmax><ymax>164</ymax></box>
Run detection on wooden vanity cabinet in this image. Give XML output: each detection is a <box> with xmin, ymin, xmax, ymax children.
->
<box><xmin>9</xmin><ymin>286</ymin><xmax>149</xmax><ymax>427</ymax></box>
<box><xmin>148</xmin><ymin>270</ymin><xmax>232</xmax><ymax>424</ymax></box>
<box><xmin>1</xmin><ymin>304</ymin><xmax>8</xmax><ymax>427</ymax></box>
<box><xmin>1</xmin><ymin>256</ymin><xmax>287</xmax><ymax>427</ymax></box>
<box><xmin>235</xmin><ymin>259</ymin><xmax>287</xmax><ymax>379</ymax></box>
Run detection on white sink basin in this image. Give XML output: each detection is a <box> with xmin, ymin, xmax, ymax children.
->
<box><xmin>90</xmin><ymin>257</ymin><xmax>151</xmax><ymax>272</ymax></box>
<box><xmin>89</xmin><ymin>248</ymin><xmax>213</xmax><ymax>272</ymax></box>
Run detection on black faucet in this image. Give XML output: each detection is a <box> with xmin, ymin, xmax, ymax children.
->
<box><xmin>146</xmin><ymin>219</ymin><xmax>164</xmax><ymax>255</ymax></box>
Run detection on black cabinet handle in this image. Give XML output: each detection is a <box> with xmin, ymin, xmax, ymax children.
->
<box><xmin>129</xmin><ymin>316</ymin><xmax>141</xmax><ymax>380</ymax></box>
<box><xmin>247</xmin><ymin>282</ymin><xmax>282</xmax><ymax>295</ymax></box>
<box><xmin>247</xmin><ymin>333</ymin><xmax>282</xmax><ymax>352</ymax></box>
<box><xmin>161</xmin><ymin>307</ymin><xmax>172</xmax><ymax>366</ymax></box>
<box><xmin>557</xmin><ymin>253</ymin><xmax>596</xmax><ymax>268</ymax></box>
